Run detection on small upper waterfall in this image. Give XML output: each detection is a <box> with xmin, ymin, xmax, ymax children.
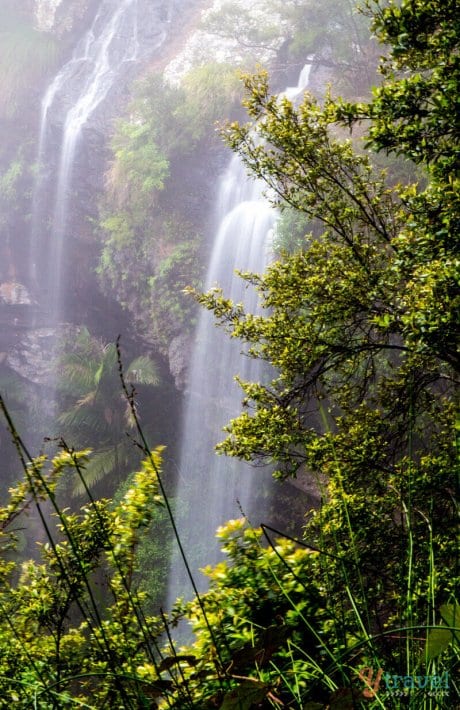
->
<box><xmin>29</xmin><ymin>0</ymin><xmax>167</xmax><ymax>317</ymax></box>
<box><xmin>167</xmin><ymin>64</ymin><xmax>313</xmax><ymax>607</ymax></box>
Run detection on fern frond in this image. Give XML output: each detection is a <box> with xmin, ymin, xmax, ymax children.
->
<box><xmin>125</xmin><ymin>356</ymin><xmax>160</xmax><ymax>386</ymax></box>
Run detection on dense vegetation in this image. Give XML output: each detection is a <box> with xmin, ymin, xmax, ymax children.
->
<box><xmin>171</xmin><ymin>0</ymin><xmax>459</xmax><ymax>705</ymax></box>
<box><xmin>0</xmin><ymin>0</ymin><xmax>458</xmax><ymax>707</ymax></box>
<box><xmin>97</xmin><ymin>65</ymin><xmax>242</xmax><ymax>350</ymax></box>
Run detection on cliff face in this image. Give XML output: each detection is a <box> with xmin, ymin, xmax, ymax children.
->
<box><xmin>33</xmin><ymin>0</ymin><xmax>65</xmax><ymax>31</ymax></box>
<box><xmin>31</xmin><ymin>0</ymin><xmax>97</xmax><ymax>35</ymax></box>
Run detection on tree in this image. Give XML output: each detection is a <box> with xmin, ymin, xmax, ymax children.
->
<box><xmin>202</xmin><ymin>0</ymin><xmax>377</xmax><ymax>92</ymax></box>
<box><xmin>337</xmin><ymin>0</ymin><xmax>460</xmax><ymax>368</ymax></box>
<box><xmin>356</xmin><ymin>0</ymin><xmax>460</xmax><ymax>171</ymax></box>
<box><xmin>176</xmin><ymin>0</ymin><xmax>459</xmax><ymax>704</ymax></box>
<box><xmin>56</xmin><ymin>328</ymin><xmax>160</xmax><ymax>493</ymax></box>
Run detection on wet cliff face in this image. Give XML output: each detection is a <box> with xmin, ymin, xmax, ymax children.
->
<box><xmin>33</xmin><ymin>0</ymin><xmax>65</xmax><ymax>32</ymax></box>
<box><xmin>1</xmin><ymin>0</ymin><xmax>241</xmax><ymax>392</ymax></box>
<box><xmin>32</xmin><ymin>0</ymin><xmax>97</xmax><ymax>36</ymax></box>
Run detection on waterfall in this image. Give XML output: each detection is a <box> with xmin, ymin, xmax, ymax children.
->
<box><xmin>167</xmin><ymin>64</ymin><xmax>313</xmax><ymax>607</ymax></box>
<box><xmin>29</xmin><ymin>0</ymin><xmax>167</xmax><ymax>317</ymax></box>
<box><xmin>22</xmin><ymin>0</ymin><xmax>172</xmax><ymax>459</ymax></box>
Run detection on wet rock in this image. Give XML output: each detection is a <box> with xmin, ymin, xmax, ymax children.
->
<box><xmin>6</xmin><ymin>324</ymin><xmax>76</xmax><ymax>386</ymax></box>
<box><xmin>33</xmin><ymin>0</ymin><xmax>64</xmax><ymax>32</ymax></box>
<box><xmin>0</xmin><ymin>282</ymin><xmax>33</xmax><ymax>306</ymax></box>
<box><xmin>168</xmin><ymin>332</ymin><xmax>193</xmax><ymax>390</ymax></box>
<box><xmin>33</xmin><ymin>0</ymin><xmax>96</xmax><ymax>35</ymax></box>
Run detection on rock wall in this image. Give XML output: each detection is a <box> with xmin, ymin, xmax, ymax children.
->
<box><xmin>32</xmin><ymin>0</ymin><xmax>96</xmax><ymax>35</ymax></box>
<box><xmin>33</xmin><ymin>0</ymin><xmax>64</xmax><ymax>31</ymax></box>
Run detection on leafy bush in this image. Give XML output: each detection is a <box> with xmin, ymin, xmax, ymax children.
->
<box><xmin>149</xmin><ymin>241</ymin><xmax>202</xmax><ymax>348</ymax></box>
<box><xmin>165</xmin><ymin>504</ymin><xmax>459</xmax><ymax>708</ymax></box>
<box><xmin>0</xmin><ymin>399</ymin><xmax>168</xmax><ymax>708</ymax></box>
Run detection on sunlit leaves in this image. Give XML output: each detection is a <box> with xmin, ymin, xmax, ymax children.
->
<box><xmin>0</xmin><ymin>448</ymin><xmax>166</xmax><ymax>707</ymax></box>
<box><xmin>185</xmin><ymin>6</ymin><xmax>459</xmax><ymax>704</ymax></box>
<box><xmin>349</xmin><ymin>0</ymin><xmax>460</xmax><ymax>172</ymax></box>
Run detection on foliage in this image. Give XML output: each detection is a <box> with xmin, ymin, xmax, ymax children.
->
<box><xmin>0</xmin><ymin>146</ymin><xmax>31</xmax><ymax>281</ymax></box>
<box><xmin>0</xmin><ymin>154</ymin><xmax>24</xmax><ymax>213</ymax></box>
<box><xmin>56</xmin><ymin>328</ymin><xmax>160</xmax><ymax>493</ymax></box>
<box><xmin>0</xmin><ymin>409</ymin><xmax>171</xmax><ymax>708</ymax></box>
<box><xmin>166</xmin><ymin>0</ymin><xmax>460</xmax><ymax>706</ymax></box>
<box><xmin>179</xmin><ymin>63</ymin><xmax>242</xmax><ymax>143</ymax></box>
<box><xmin>112</xmin><ymin>470</ymin><xmax>172</xmax><ymax>611</ymax></box>
<box><xmin>280</xmin><ymin>0</ymin><xmax>374</xmax><ymax>75</ymax></box>
<box><xmin>98</xmin><ymin>64</ymin><xmax>239</xmax><ymax>348</ymax></box>
<box><xmin>164</xmin><ymin>514</ymin><xmax>459</xmax><ymax>708</ymax></box>
<box><xmin>102</xmin><ymin>66</ymin><xmax>239</xmax><ymax>220</ymax></box>
<box><xmin>201</xmin><ymin>0</ymin><xmax>285</xmax><ymax>59</ymax></box>
<box><xmin>98</xmin><ymin>77</ymin><xmax>178</xmax><ymax>318</ymax></box>
<box><xmin>202</xmin><ymin>0</ymin><xmax>377</xmax><ymax>93</ymax></box>
<box><xmin>108</xmin><ymin>119</ymin><xmax>170</xmax><ymax>218</ymax></box>
<box><xmin>0</xmin><ymin>0</ymin><xmax>458</xmax><ymax>707</ymax></box>
<box><xmin>149</xmin><ymin>241</ymin><xmax>202</xmax><ymax>348</ymax></box>
<box><xmin>273</xmin><ymin>206</ymin><xmax>319</xmax><ymax>254</ymax></box>
<box><xmin>351</xmin><ymin>0</ymin><xmax>460</xmax><ymax>171</ymax></box>
<box><xmin>0</xmin><ymin>366</ymin><xmax>29</xmax><ymax>497</ymax></box>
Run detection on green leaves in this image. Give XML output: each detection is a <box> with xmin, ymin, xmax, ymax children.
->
<box><xmin>56</xmin><ymin>328</ymin><xmax>160</xmax><ymax>493</ymax></box>
<box><xmin>179</xmin><ymin>2</ymin><xmax>460</xmax><ymax>706</ymax></box>
<box><xmin>219</xmin><ymin>680</ymin><xmax>270</xmax><ymax>709</ymax></box>
<box><xmin>361</xmin><ymin>0</ymin><xmax>460</xmax><ymax>172</ymax></box>
<box><xmin>0</xmin><ymin>446</ymin><xmax>169</xmax><ymax>707</ymax></box>
<box><xmin>425</xmin><ymin>604</ymin><xmax>460</xmax><ymax>662</ymax></box>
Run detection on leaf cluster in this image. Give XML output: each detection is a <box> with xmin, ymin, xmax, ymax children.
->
<box><xmin>0</xmin><ymin>433</ymin><xmax>171</xmax><ymax>708</ymax></box>
<box><xmin>171</xmin><ymin>1</ymin><xmax>459</xmax><ymax>706</ymax></box>
<box><xmin>56</xmin><ymin>328</ymin><xmax>160</xmax><ymax>494</ymax></box>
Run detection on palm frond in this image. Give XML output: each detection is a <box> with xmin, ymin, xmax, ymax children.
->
<box><xmin>76</xmin><ymin>391</ymin><xmax>97</xmax><ymax>408</ymax></box>
<box><xmin>94</xmin><ymin>343</ymin><xmax>118</xmax><ymax>387</ymax></box>
<box><xmin>72</xmin><ymin>447</ymin><xmax>120</xmax><ymax>496</ymax></box>
<box><xmin>57</xmin><ymin>407</ymin><xmax>109</xmax><ymax>439</ymax></box>
<box><xmin>125</xmin><ymin>356</ymin><xmax>160</xmax><ymax>386</ymax></box>
<box><xmin>58</xmin><ymin>356</ymin><xmax>101</xmax><ymax>394</ymax></box>
<box><xmin>124</xmin><ymin>400</ymin><xmax>137</xmax><ymax>430</ymax></box>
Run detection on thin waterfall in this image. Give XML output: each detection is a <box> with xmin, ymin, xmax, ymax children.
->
<box><xmin>23</xmin><ymin>0</ymin><xmax>171</xmax><ymax>457</ymax></box>
<box><xmin>29</xmin><ymin>0</ymin><xmax>166</xmax><ymax>318</ymax></box>
<box><xmin>167</xmin><ymin>64</ymin><xmax>313</xmax><ymax>607</ymax></box>
<box><xmin>29</xmin><ymin>19</ymin><xmax>96</xmax><ymax>294</ymax></box>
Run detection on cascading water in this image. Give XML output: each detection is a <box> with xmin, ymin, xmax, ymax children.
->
<box><xmin>29</xmin><ymin>0</ymin><xmax>168</xmax><ymax>318</ymax></box>
<box><xmin>167</xmin><ymin>64</ymin><xmax>313</xmax><ymax>607</ymax></box>
<box><xmin>23</xmin><ymin>0</ymin><xmax>173</xmax><ymax>453</ymax></box>
<box><xmin>17</xmin><ymin>0</ymin><xmax>173</xmax><ymax>538</ymax></box>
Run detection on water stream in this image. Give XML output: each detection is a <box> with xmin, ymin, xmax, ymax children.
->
<box><xmin>167</xmin><ymin>64</ymin><xmax>312</xmax><ymax>607</ymax></box>
<box><xmin>29</xmin><ymin>0</ymin><xmax>168</xmax><ymax>318</ymax></box>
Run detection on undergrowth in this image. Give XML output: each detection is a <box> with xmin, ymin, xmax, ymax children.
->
<box><xmin>0</xmin><ymin>349</ymin><xmax>457</xmax><ymax>709</ymax></box>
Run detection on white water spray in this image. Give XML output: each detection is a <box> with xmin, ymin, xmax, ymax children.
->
<box><xmin>30</xmin><ymin>0</ymin><xmax>166</xmax><ymax>316</ymax></box>
<box><xmin>167</xmin><ymin>63</ymin><xmax>313</xmax><ymax>607</ymax></box>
